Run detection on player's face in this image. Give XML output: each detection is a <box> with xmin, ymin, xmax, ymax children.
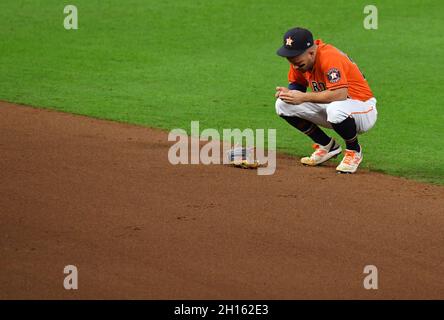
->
<box><xmin>287</xmin><ymin>50</ymin><xmax>315</xmax><ymax>72</ymax></box>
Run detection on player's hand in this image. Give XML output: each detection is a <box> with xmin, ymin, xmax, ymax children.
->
<box><xmin>279</xmin><ymin>90</ymin><xmax>307</xmax><ymax>105</ymax></box>
<box><xmin>275</xmin><ymin>86</ymin><xmax>289</xmax><ymax>98</ymax></box>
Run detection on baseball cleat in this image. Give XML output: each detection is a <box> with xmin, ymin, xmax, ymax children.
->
<box><xmin>300</xmin><ymin>138</ymin><xmax>342</xmax><ymax>166</ymax></box>
<box><xmin>336</xmin><ymin>148</ymin><xmax>363</xmax><ymax>174</ymax></box>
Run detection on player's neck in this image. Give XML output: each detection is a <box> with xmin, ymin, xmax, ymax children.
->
<box><xmin>308</xmin><ymin>45</ymin><xmax>318</xmax><ymax>72</ymax></box>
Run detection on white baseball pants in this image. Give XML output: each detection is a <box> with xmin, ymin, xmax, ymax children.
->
<box><xmin>275</xmin><ymin>97</ymin><xmax>378</xmax><ymax>134</ymax></box>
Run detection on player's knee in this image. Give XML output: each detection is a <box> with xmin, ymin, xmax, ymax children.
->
<box><xmin>275</xmin><ymin>98</ymin><xmax>288</xmax><ymax>116</ymax></box>
<box><xmin>326</xmin><ymin>102</ymin><xmax>348</xmax><ymax>124</ymax></box>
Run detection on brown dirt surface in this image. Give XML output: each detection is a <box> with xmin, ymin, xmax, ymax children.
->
<box><xmin>1</xmin><ymin>101</ymin><xmax>443</xmax><ymax>299</ymax></box>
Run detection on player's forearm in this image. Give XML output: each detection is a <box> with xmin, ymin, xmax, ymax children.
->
<box><xmin>303</xmin><ymin>88</ymin><xmax>348</xmax><ymax>104</ymax></box>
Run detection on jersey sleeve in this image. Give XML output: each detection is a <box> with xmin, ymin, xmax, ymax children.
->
<box><xmin>319</xmin><ymin>55</ymin><xmax>348</xmax><ymax>90</ymax></box>
<box><xmin>288</xmin><ymin>65</ymin><xmax>308</xmax><ymax>88</ymax></box>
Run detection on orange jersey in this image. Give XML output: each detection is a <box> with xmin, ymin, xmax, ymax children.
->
<box><xmin>288</xmin><ymin>39</ymin><xmax>374</xmax><ymax>101</ymax></box>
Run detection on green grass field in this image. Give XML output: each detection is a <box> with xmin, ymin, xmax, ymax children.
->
<box><xmin>1</xmin><ymin>0</ymin><xmax>443</xmax><ymax>184</ymax></box>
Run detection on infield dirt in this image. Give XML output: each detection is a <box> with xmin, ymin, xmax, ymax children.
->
<box><xmin>1</xmin><ymin>101</ymin><xmax>443</xmax><ymax>299</ymax></box>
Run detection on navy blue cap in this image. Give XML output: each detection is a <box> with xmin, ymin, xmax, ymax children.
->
<box><xmin>277</xmin><ymin>27</ymin><xmax>314</xmax><ymax>57</ymax></box>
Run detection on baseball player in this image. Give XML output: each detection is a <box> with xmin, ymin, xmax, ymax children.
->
<box><xmin>275</xmin><ymin>27</ymin><xmax>377</xmax><ymax>173</ymax></box>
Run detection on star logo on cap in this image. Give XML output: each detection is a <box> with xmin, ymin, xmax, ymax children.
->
<box><xmin>286</xmin><ymin>37</ymin><xmax>294</xmax><ymax>46</ymax></box>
